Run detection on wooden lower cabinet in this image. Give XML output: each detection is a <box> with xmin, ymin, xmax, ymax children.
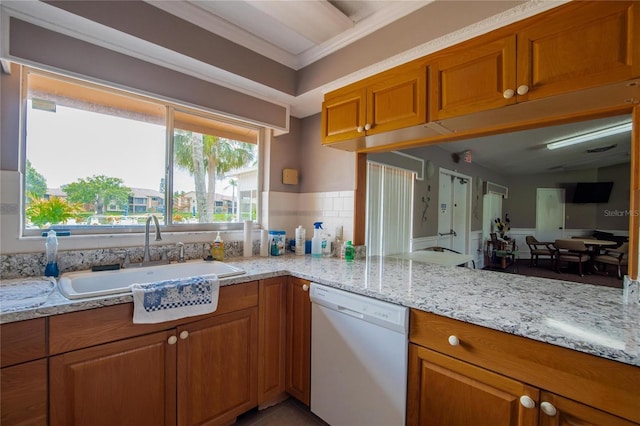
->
<box><xmin>258</xmin><ymin>277</ymin><xmax>287</xmax><ymax>407</ymax></box>
<box><xmin>178</xmin><ymin>308</ymin><xmax>258</xmax><ymax>426</ymax></box>
<box><xmin>537</xmin><ymin>392</ymin><xmax>637</xmax><ymax>426</ymax></box>
<box><xmin>1</xmin><ymin>359</ymin><xmax>48</xmax><ymax>426</ymax></box>
<box><xmin>408</xmin><ymin>343</ymin><xmax>539</xmax><ymax>426</ymax></box>
<box><xmin>50</xmin><ymin>330</ymin><xmax>176</xmax><ymax>426</ymax></box>
<box><xmin>285</xmin><ymin>277</ymin><xmax>311</xmax><ymax>406</ymax></box>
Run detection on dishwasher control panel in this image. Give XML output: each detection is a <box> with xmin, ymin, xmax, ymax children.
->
<box><xmin>310</xmin><ymin>283</ymin><xmax>408</xmax><ymax>333</ymax></box>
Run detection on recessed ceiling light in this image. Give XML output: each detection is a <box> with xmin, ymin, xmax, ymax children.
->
<box><xmin>546</xmin><ymin>122</ymin><xmax>632</xmax><ymax>150</ymax></box>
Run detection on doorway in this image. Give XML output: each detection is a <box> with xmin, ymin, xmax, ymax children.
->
<box><xmin>536</xmin><ymin>188</ymin><xmax>566</xmax><ymax>242</ymax></box>
<box><xmin>438</xmin><ymin>169</ymin><xmax>471</xmax><ymax>254</ymax></box>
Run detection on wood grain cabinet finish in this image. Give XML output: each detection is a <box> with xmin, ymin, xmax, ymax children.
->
<box><xmin>258</xmin><ymin>277</ymin><xmax>287</xmax><ymax>407</ymax></box>
<box><xmin>50</xmin><ymin>331</ymin><xmax>176</xmax><ymax>426</ymax></box>
<box><xmin>409</xmin><ymin>310</ymin><xmax>640</xmax><ymax>425</ymax></box>
<box><xmin>0</xmin><ymin>318</ymin><xmax>48</xmax><ymax>425</ymax></box>
<box><xmin>177</xmin><ymin>308</ymin><xmax>258</xmax><ymax>426</ymax></box>
<box><xmin>431</xmin><ymin>1</ymin><xmax>640</xmax><ymax>121</ymax></box>
<box><xmin>48</xmin><ymin>281</ymin><xmax>259</xmax><ymax>426</ymax></box>
<box><xmin>285</xmin><ymin>277</ymin><xmax>311</xmax><ymax>406</ymax></box>
<box><xmin>407</xmin><ymin>344</ymin><xmax>539</xmax><ymax>426</ymax></box>
<box><xmin>322</xmin><ymin>63</ymin><xmax>427</xmax><ymax>144</ymax></box>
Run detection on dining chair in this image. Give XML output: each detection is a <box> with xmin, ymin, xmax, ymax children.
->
<box><xmin>554</xmin><ymin>239</ymin><xmax>590</xmax><ymax>276</ymax></box>
<box><xmin>525</xmin><ymin>236</ymin><xmax>555</xmax><ymax>267</ymax></box>
<box><xmin>592</xmin><ymin>242</ymin><xmax>628</xmax><ymax>279</ymax></box>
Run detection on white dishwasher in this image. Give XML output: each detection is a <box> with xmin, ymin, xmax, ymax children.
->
<box><xmin>310</xmin><ymin>282</ymin><xmax>409</xmax><ymax>426</ymax></box>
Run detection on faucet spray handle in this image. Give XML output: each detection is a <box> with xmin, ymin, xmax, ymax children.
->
<box><xmin>177</xmin><ymin>242</ymin><xmax>185</xmax><ymax>263</ymax></box>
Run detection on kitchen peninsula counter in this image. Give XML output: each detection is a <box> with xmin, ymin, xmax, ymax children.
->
<box><xmin>1</xmin><ymin>255</ymin><xmax>638</xmax><ymax>367</ymax></box>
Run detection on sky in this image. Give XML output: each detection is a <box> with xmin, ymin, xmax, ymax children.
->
<box><xmin>26</xmin><ymin>102</ymin><xmax>234</xmax><ymax>195</ymax></box>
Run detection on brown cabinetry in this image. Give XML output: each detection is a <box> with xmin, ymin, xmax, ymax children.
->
<box><xmin>0</xmin><ymin>318</ymin><xmax>48</xmax><ymax>426</ymax></box>
<box><xmin>322</xmin><ymin>63</ymin><xmax>427</xmax><ymax>144</ymax></box>
<box><xmin>48</xmin><ymin>281</ymin><xmax>259</xmax><ymax>426</ymax></box>
<box><xmin>430</xmin><ymin>1</ymin><xmax>640</xmax><ymax>120</ymax></box>
<box><xmin>285</xmin><ymin>277</ymin><xmax>311</xmax><ymax>405</ymax></box>
<box><xmin>408</xmin><ymin>310</ymin><xmax>640</xmax><ymax>425</ymax></box>
<box><xmin>258</xmin><ymin>277</ymin><xmax>287</xmax><ymax>407</ymax></box>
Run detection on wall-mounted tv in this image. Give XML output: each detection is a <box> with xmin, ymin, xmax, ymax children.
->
<box><xmin>572</xmin><ymin>182</ymin><xmax>614</xmax><ymax>203</ymax></box>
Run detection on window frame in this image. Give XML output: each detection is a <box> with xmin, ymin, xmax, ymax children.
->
<box><xmin>20</xmin><ymin>67</ymin><xmax>263</xmax><ymax>237</ymax></box>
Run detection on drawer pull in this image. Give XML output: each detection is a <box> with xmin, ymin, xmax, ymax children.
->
<box><xmin>517</xmin><ymin>84</ymin><xmax>530</xmax><ymax>95</ymax></box>
<box><xmin>503</xmin><ymin>89</ymin><xmax>515</xmax><ymax>99</ymax></box>
<box><xmin>357</xmin><ymin>126</ymin><xmax>364</xmax><ymax>133</ymax></box>
<box><xmin>448</xmin><ymin>335</ymin><xmax>460</xmax><ymax>346</ymax></box>
<box><xmin>179</xmin><ymin>330</ymin><xmax>189</xmax><ymax>340</ymax></box>
<box><xmin>519</xmin><ymin>395</ymin><xmax>536</xmax><ymax>409</ymax></box>
<box><xmin>168</xmin><ymin>336</ymin><xmax>178</xmax><ymax>345</ymax></box>
<box><xmin>540</xmin><ymin>401</ymin><xmax>557</xmax><ymax>416</ymax></box>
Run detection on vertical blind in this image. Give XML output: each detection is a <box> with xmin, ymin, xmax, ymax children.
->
<box><xmin>366</xmin><ymin>162</ymin><xmax>414</xmax><ymax>256</ymax></box>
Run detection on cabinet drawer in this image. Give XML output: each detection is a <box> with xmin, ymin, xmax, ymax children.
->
<box><xmin>0</xmin><ymin>318</ymin><xmax>47</xmax><ymax>367</ymax></box>
<box><xmin>410</xmin><ymin>310</ymin><xmax>640</xmax><ymax>423</ymax></box>
<box><xmin>50</xmin><ymin>281</ymin><xmax>258</xmax><ymax>355</ymax></box>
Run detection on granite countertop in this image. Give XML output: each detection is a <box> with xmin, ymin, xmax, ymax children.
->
<box><xmin>1</xmin><ymin>255</ymin><xmax>639</xmax><ymax>367</ymax></box>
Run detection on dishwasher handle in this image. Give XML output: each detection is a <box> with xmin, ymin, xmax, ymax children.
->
<box><xmin>337</xmin><ymin>305</ymin><xmax>365</xmax><ymax>319</ymax></box>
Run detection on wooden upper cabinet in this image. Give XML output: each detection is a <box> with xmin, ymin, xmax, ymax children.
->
<box><xmin>431</xmin><ymin>1</ymin><xmax>640</xmax><ymax>121</ymax></box>
<box><xmin>321</xmin><ymin>87</ymin><xmax>366</xmax><ymax>143</ymax></box>
<box><xmin>517</xmin><ymin>1</ymin><xmax>640</xmax><ymax>103</ymax></box>
<box><xmin>429</xmin><ymin>36</ymin><xmax>517</xmax><ymax>120</ymax></box>
<box><xmin>322</xmin><ymin>63</ymin><xmax>427</xmax><ymax>144</ymax></box>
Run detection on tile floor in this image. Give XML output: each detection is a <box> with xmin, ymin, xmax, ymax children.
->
<box><xmin>234</xmin><ymin>398</ymin><xmax>328</xmax><ymax>426</ymax></box>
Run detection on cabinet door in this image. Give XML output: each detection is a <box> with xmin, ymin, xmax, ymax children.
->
<box><xmin>429</xmin><ymin>35</ymin><xmax>517</xmax><ymax>120</ymax></box>
<box><xmin>177</xmin><ymin>307</ymin><xmax>258</xmax><ymax>426</ymax></box>
<box><xmin>50</xmin><ymin>330</ymin><xmax>176</xmax><ymax>426</ymax></box>
<box><xmin>321</xmin><ymin>87</ymin><xmax>366</xmax><ymax>144</ymax></box>
<box><xmin>366</xmin><ymin>66</ymin><xmax>427</xmax><ymax>135</ymax></box>
<box><xmin>517</xmin><ymin>1</ymin><xmax>640</xmax><ymax>102</ymax></box>
<box><xmin>285</xmin><ymin>277</ymin><xmax>311</xmax><ymax>406</ymax></box>
<box><xmin>1</xmin><ymin>359</ymin><xmax>47</xmax><ymax>426</ymax></box>
<box><xmin>538</xmin><ymin>391</ymin><xmax>637</xmax><ymax>426</ymax></box>
<box><xmin>407</xmin><ymin>344</ymin><xmax>539</xmax><ymax>426</ymax></box>
<box><xmin>258</xmin><ymin>277</ymin><xmax>287</xmax><ymax>406</ymax></box>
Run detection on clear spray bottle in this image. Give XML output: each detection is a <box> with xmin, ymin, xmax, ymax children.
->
<box><xmin>44</xmin><ymin>229</ymin><xmax>60</xmax><ymax>277</ymax></box>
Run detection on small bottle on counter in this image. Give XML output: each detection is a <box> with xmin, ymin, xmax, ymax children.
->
<box><xmin>295</xmin><ymin>225</ymin><xmax>306</xmax><ymax>256</ymax></box>
<box><xmin>44</xmin><ymin>229</ymin><xmax>60</xmax><ymax>277</ymax></box>
<box><xmin>212</xmin><ymin>232</ymin><xmax>224</xmax><ymax>261</ymax></box>
<box><xmin>344</xmin><ymin>241</ymin><xmax>355</xmax><ymax>262</ymax></box>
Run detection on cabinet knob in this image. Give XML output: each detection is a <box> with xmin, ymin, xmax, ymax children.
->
<box><xmin>517</xmin><ymin>85</ymin><xmax>529</xmax><ymax>95</ymax></box>
<box><xmin>179</xmin><ymin>330</ymin><xmax>189</xmax><ymax>340</ymax></box>
<box><xmin>302</xmin><ymin>284</ymin><xmax>309</xmax><ymax>292</ymax></box>
<box><xmin>519</xmin><ymin>395</ymin><xmax>536</xmax><ymax>409</ymax></box>
<box><xmin>357</xmin><ymin>126</ymin><xmax>364</xmax><ymax>133</ymax></box>
<box><xmin>168</xmin><ymin>335</ymin><xmax>178</xmax><ymax>345</ymax></box>
<box><xmin>364</xmin><ymin>123</ymin><xmax>372</xmax><ymax>131</ymax></box>
<box><xmin>503</xmin><ymin>89</ymin><xmax>515</xmax><ymax>99</ymax></box>
<box><xmin>448</xmin><ymin>335</ymin><xmax>460</xmax><ymax>346</ymax></box>
<box><xmin>540</xmin><ymin>401</ymin><xmax>557</xmax><ymax>416</ymax></box>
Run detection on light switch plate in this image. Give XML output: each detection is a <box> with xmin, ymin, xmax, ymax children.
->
<box><xmin>282</xmin><ymin>168</ymin><xmax>298</xmax><ymax>185</ymax></box>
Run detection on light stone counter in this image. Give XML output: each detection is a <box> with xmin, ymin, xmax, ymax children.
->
<box><xmin>1</xmin><ymin>255</ymin><xmax>639</xmax><ymax>367</ymax></box>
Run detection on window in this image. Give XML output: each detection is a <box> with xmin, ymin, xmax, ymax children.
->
<box><xmin>23</xmin><ymin>69</ymin><xmax>260</xmax><ymax>235</ymax></box>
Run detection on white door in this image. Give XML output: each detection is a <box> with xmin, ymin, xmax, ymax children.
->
<box><xmin>536</xmin><ymin>188</ymin><xmax>565</xmax><ymax>242</ymax></box>
<box><xmin>438</xmin><ymin>170</ymin><xmax>470</xmax><ymax>253</ymax></box>
<box><xmin>483</xmin><ymin>193</ymin><xmax>503</xmax><ymax>240</ymax></box>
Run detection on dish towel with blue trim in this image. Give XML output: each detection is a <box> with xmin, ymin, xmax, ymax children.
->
<box><xmin>130</xmin><ymin>275</ymin><xmax>219</xmax><ymax>324</ymax></box>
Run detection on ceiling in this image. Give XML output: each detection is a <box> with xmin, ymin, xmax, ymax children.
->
<box><xmin>431</xmin><ymin>115</ymin><xmax>632</xmax><ymax>176</ymax></box>
<box><xmin>145</xmin><ymin>0</ymin><xmax>431</xmax><ymax>69</ymax></box>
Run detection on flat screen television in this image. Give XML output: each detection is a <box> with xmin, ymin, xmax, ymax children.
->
<box><xmin>572</xmin><ymin>182</ymin><xmax>614</xmax><ymax>203</ymax></box>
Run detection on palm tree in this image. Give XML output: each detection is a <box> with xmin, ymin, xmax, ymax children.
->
<box><xmin>174</xmin><ymin>131</ymin><xmax>255</xmax><ymax>222</ymax></box>
<box><xmin>226</xmin><ymin>178</ymin><xmax>238</xmax><ymax>220</ymax></box>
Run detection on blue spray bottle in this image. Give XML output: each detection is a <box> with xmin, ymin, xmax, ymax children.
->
<box><xmin>311</xmin><ymin>222</ymin><xmax>323</xmax><ymax>258</ymax></box>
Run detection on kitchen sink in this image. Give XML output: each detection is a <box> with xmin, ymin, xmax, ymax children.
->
<box><xmin>58</xmin><ymin>260</ymin><xmax>245</xmax><ymax>300</ymax></box>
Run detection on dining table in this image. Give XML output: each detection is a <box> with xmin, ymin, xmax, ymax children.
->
<box><xmin>561</xmin><ymin>238</ymin><xmax>617</xmax><ymax>273</ymax></box>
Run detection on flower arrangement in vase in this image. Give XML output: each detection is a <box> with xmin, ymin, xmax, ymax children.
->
<box><xmin>494</xmin><ymin>214</ymin><xmax>511</xmax><ymax>239</ymax></box>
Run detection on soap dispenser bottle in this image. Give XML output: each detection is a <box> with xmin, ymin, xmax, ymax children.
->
<box><xmin>311</xmin><ymin>222</ymin><xmax>323</xmax><ymax>258</ymax></box>
<box><xmin>44</xmin><ymin>229</ymin><xmax>60</xmax><ymax>277</ymax></box>
<box><xmin>212</xmin><ymin>232</ymin><xmax>224</xmax><ymax>261</ymax></box>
